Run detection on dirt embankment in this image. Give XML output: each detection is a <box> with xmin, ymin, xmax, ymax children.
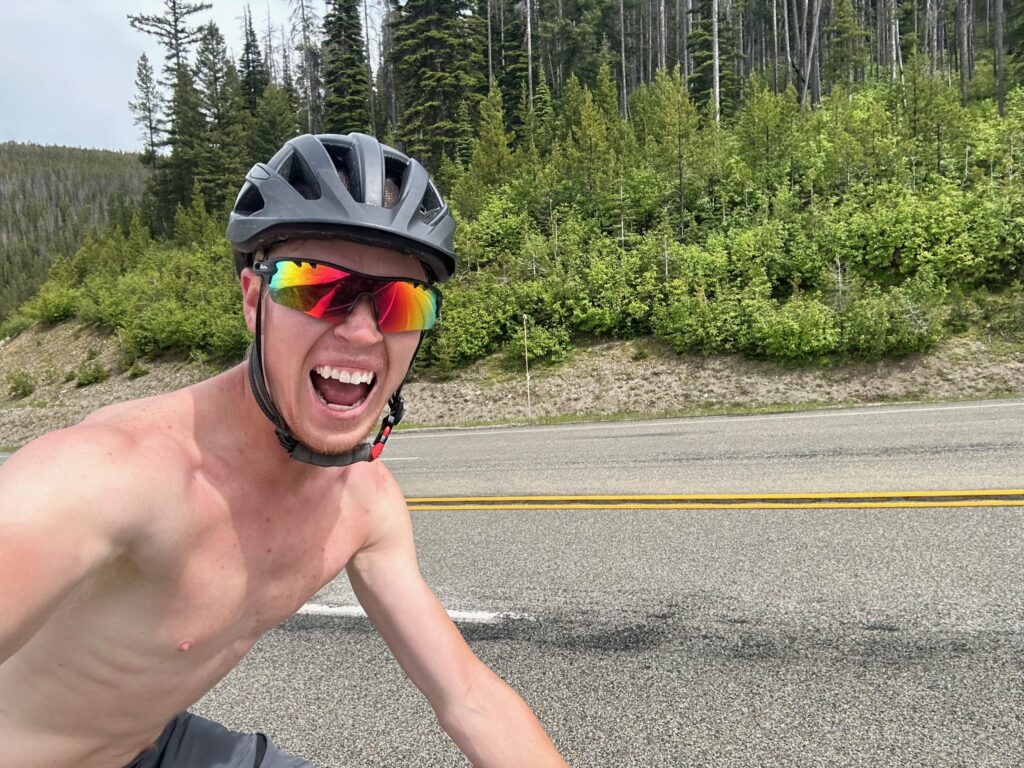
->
<box><xmin>2</xmin><ymin>321</ymin><xmax>1023</xmax><ymax>450</ymax></box>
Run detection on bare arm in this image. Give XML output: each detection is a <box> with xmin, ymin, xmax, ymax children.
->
<box><xmin>346</xmin><ymin>465</ymin><xmax>568</xmax><ymax>768</ymax></box>
<box><xmin>0</xmin><ymin>428</ymin><xmax>149</xmax><ymax>663</ymax></box>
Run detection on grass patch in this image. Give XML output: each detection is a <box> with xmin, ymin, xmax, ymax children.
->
<box><xmin>127</xmin><ymin>359</ymin><xmax>149</xmax><ymax>379</ymax></box>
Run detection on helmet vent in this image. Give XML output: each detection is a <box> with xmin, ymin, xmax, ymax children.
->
<box><xmin>325</xmin><ymin>146</ymin><xmax>362</xmax><ymax>202</ymax></box>
<box><xmin>383</xmin><ymin>158</ymin><xmax>407</xmax><ymax>208</ymax></box>
<box><xmin>383</xmin><ymin>173</ymin><xmax>401</xmax><ymax>208</ymax></box>
<box><xmin>235</xmin><ymin>184</ymin><xmax>265</xmax><ymax>215</ymax></box>
<box><xmin>419</xmin><ymin>182</ymin><xmax>442</xmax><ymax>219</ymax></box>
<box><xmin>283</xmin><ymin>152</ymin><xmax>321</xmax><ymax>200</ymax></box>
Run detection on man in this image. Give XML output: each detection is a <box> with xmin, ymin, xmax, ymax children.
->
<box><xmin>0</xmin><ymin>133</ymin><xmax>568</xmax><ymax>768</ymax></box>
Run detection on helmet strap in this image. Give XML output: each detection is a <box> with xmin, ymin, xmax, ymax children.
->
<box><xmin>247</xmin><ymin>280</ymin><xmax>410</xmax><ymax>468</ymax></box>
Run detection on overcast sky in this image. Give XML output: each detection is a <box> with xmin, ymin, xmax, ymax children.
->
<box><xmin>0</xmin><ymin>0</ymin><xmax>295</xmax><ymax>152</ymax></box>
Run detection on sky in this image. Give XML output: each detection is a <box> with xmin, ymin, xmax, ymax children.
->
<box><xmin>0</xmin><ymin>0</ymin><xmax>295</xmax><ymax>152</ymax></box>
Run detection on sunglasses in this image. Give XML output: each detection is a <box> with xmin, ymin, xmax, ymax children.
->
<box><xmin>252</xmin><ymin>258</ymin><xmax>442</xmax><ymax>333</ymax></box>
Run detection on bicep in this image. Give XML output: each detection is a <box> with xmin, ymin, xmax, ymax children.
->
<box><xmin>0</xmin><ymin>432</ymin><xmax>144</xmax><ymax>661</ymax></box>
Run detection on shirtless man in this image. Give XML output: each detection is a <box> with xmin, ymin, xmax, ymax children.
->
<box><xmin>0</xmin><ymin>133</ymin><xmax>568</xmax><ymax>768</ymax></box>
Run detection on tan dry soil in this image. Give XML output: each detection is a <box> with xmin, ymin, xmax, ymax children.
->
<box><xmin>1</xmin><ymin>321</ymin><xmax>1023</xmax><ymax>450</ymax></box>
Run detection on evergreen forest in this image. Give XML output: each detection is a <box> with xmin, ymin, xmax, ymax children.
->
<box><xmin>3</xmin><ymin>0</ymin><xmax>1024</xmax><ymax>375</ymax></box>
<box><xmin>0</xmin><ymin>144</ymin><xmax>147</xmax><ymax>319</ymax></box>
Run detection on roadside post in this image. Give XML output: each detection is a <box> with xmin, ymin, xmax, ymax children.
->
<box><xmin>523</xmin><ymin>314</ymin><xmax>532</xmax><ymax>420</ymax></box>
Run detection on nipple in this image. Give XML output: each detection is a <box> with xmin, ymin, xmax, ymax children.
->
<box><xmin>178</xmin><ymin>641</ymin><xmax>193</xmax><ymax>652</ymax></box>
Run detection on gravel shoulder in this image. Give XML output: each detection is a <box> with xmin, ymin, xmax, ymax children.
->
<box><xmin>2</xmin><ymin>321</ymin><xmax>1023</xmax><ymax>450</ymax></box>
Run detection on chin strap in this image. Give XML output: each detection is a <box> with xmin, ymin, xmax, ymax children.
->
<box><xmin>247</xmin><ymin>280</ymin><xmax>407</xmax><ymax>468</ymax></box>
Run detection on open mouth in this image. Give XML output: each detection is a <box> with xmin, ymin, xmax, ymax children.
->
<box><xmin>310</xmin><ymin>365</ymin><xmax>376</xmax><ymax>412</ymax></box>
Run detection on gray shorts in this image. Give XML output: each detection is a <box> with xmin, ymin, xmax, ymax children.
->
<box><xmin>124</xmin><ymin>712</ymin><xmax>314</xmax><ymax>768</ymax></box>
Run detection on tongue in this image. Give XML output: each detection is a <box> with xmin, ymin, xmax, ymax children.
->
<box><xmin>313</xmin><ymin>375</ymin><xmax>371</xmax><ymax>407</ymax></box>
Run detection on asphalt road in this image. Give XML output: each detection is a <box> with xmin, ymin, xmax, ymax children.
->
<box><xmin>385</xmin><ymin>398</ymin><xmax>1024</xmax><ymax>496</ymax></box>
<box><xmin>190</xmin><ymin>399</ymin><xmax>1024</xmax><ymax>767</ymax></box>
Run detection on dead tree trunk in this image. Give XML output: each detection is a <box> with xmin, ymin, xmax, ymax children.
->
<box><xmin>959</xmin><ymin>0</ymin><xmax>970</xmax><ymax>104</ymax></box>
<box><xmin>772</xmin><ymin>0</ymin><xmax>780</xmax><ymax>91</ymax></box>
<box><xmin>712</xmin><ymin>0</ymin><xmax>721</xmax><ymax>121</ymax></box>
<box><xmin>620</xmin><ymin>0</ymin><xmax>630</xmax><ymax>116</ymax></box>
<box><xmin>995</xmin><ymin>0</ymin><xmax>1004</xmax><ymax>116</ymax></box>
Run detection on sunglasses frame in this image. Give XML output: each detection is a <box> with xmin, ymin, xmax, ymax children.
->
<box><xmin>251</xmin><ymin>256</ymin><xmax>443</xmax><ymax>332</ymax></box>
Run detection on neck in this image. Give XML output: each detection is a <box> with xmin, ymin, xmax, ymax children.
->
<box><xmin>198</xmin><ymin>365</ymin><xmax>348</xmax><ymax>488</ymax></box>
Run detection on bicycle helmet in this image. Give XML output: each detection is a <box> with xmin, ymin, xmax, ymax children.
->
<box><xmin>226</xmin><ymin>133</ymin><xmax>457</xmax><ymax>468</ymax></box>
<box><xmin>228</xmin><ymin>132</ymin><xmax>456</xmax><ymax>282</ymax></box>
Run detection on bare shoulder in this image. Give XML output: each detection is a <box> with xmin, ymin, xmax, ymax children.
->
<box><xmin>1</xmin><ymin>413</ymin><xmax>191</xmax><ymax>539</ymax></box>
<box><xmin>345</xmin><ymin>459</ymin><xmax>412</xmax><ymax>553</ymax></box>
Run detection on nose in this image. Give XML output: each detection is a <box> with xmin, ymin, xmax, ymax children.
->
<box><xmin>333</xmin><ymin>294</ymin><xmax>383</xmax><ymax>345</ymax></box>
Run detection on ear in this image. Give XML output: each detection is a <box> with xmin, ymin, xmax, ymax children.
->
<box><xmin>240</xmin><ymin>268</ymin><xmax>263</xmax><ymax>334</ymax></box>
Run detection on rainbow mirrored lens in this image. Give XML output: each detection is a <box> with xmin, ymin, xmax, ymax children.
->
<box><xmin>266</xmin><ymin>260</ymin><xmax>439</xmax><ymax>332</ymax></box>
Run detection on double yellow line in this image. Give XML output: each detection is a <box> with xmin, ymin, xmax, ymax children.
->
<box><xmin>406</xmin><ymin>489</ymin><xmax>1024</xmax><ymax>511</ymax></box>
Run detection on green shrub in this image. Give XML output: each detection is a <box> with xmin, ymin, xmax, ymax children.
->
<box><xmin>27</xmin><ymin>284</ymin><xmax>79</xmax><ymax>324</ymax></box>
<box><xmin>570</xmin><ymin>242</ymin><xmax>660</xmax><ymax>338</ymax></box>
<box><xmin>841</xmin><ymin>291</ymin><xmax>891</xmax><ymax>359</ymax></box>
<box><xmin>748</xmin><ymin>295</ymin><xmax>841</xmax><ymax>361</ymax></box>
<box><xmin>655</xmin><ymin>288</ymin><xmax>723</xmax><ymax>354</ymax></box>
<box><xmin>976</xmin><ymin>283</ymin><xmax>1024</xmax><ymax>342</ymax></box>
<box><xmin>0</xmin><ymin>312</ymin><xmax>33</xmax><ymax>339</ymax></box>
<box><xmin>503</xmin><ymin>323</ymin><xmax>571</xmax><ymax>368</ymax></box>
<box><xmin>420</xmin><ymin>277</ymin><xmax>512</xmax><ymax>374</ymax></box>
<box><xmin>75</xmin><ymin>359</ymin><xmax>108</xmax><ymax>387</ymax></box>
<box><xmin>5</xmin><ymin>368</ymin><xmax>36</xmax><ymax>399</ymax></box>
<box><xmin>883</xmin><ymin>287</ymin><xmax>947</xmax><ymax>354</ymax></box>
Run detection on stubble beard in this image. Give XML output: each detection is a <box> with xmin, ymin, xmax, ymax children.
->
<box><xmin>290</xmin><ymin>391</ymin><xmax>389</xmax><ymax>457</ymax></box>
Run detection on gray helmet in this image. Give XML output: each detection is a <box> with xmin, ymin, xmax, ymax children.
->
<box><xmin>227</xmin><ymin>133</ymin><xmax>457</xmax><ymax>282</ymax></box>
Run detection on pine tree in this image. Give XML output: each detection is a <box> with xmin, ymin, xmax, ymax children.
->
<box><xmin>129</xmin><ymin>53</ymin><xmax>162</xmax><ymax>164</ymax></box>
<box><xmin>239</xmin><ymin>5</ymin><xmax>270</xmax><ymax>114</ymax></box>
<box><xmin>454</xmin><ymin>99</ymin><xmax>476</xmax><ymax>167</ymax></box>
<box><xmin>536</xmin><ymin>0</ymin><xmax>604</xmax><ymax>92</ymax></box>
<box><xmin>531</xmin><ymin>75</ymin><xmax>553</xmax><ymax>151</ymax></box>
<box><xmin>158</xmin><ymin>66</ymin><xmax>204</xmax><ymax>232</ymax></box>
<box><xmin>631</xmin><ymin>66</ymin><xmax>699</xmax><ymax>236</ymax></box>
<box><xmin>822</xmin><ymin>0</ymin><xmax>867</xmax><ymax>89</ymax></box>
<box><xmin>321</xmin><ymin>0</ymin><xmax>371</xmax><ymax>133</ymax></box>
<box><xmin>388</xmin><ymin>0</ymin><xmax>486</xmax><ymax>169</ymax></box>
<box><xmin>688</xmin><ymin>0</ymin><xmax>742</xmax><ymax>119</ymax></box>
<box><xmin>193</xmin><ymin>23</ymin><xmax>252</xmax><ymax>212</ymax></box>
<box><xmin>128</xmin><ymin>0</ymin><xmax>212</xmax><ymax>85</ymax></box>
<box><xmin>280</xmin><ymin>33</ymin><xmax>301</xmax><ymax>116</ymax></box>
<box><xmin>254</xmin><ymin>84</ymin><xmax>301</xmax><ymax>160</ymax></box>
<box><xmin>497</xmin><ymin>0</ymin><xmax>528</xmax><ymax>134</ymax></box>
<box><xmin>472</xmin><ymin>82</ymin><xmax>514</xmax><ymax>188</ymax></box>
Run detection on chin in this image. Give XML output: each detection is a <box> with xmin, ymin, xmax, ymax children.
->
<box><xmin>294</xmin><ymin>423</ymin><xmax>374</xmax><ymax>457</ymax></box>
<box><xmin>293</xmin><ymin>402</ymin><xmax>389</xmax><ymax>457</ymax></box>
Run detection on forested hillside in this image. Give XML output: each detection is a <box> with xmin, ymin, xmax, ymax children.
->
<box><xmin>0</xmin><ymin>144</ymin><xmax>147</xmax><ymax>320</ymax></box>
<box><xmin>3</xmin><ymin>0</ymin><xmax>1023</xmax><ymax>375</ymax></box>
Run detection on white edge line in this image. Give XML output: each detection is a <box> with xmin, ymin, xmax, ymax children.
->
<box><xmin>297</xmin><ymin>602</ymin><xmax>520</xmax><ymax>624</ymax></box>
<box><xmin>392</xmin><ymin>399</ymin><xmax>1024</xmax><ymax>440</ymax></box>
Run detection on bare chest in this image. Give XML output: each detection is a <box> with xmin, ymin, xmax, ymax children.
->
<box><xmin>145</xmin><ymin>484</ymin><xmax>368</xmax><ymax>653</ymax></box>
<box><xmin>0</xmin><ymin>481</ymin><xmax>370</xmax><ymax>762</ymax></box>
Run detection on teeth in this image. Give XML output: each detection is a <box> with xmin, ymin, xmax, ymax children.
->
<box><xmin>314</xmin><ymin>366</ymin><xmax>375</xmax><ymax>385</ymax></box>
